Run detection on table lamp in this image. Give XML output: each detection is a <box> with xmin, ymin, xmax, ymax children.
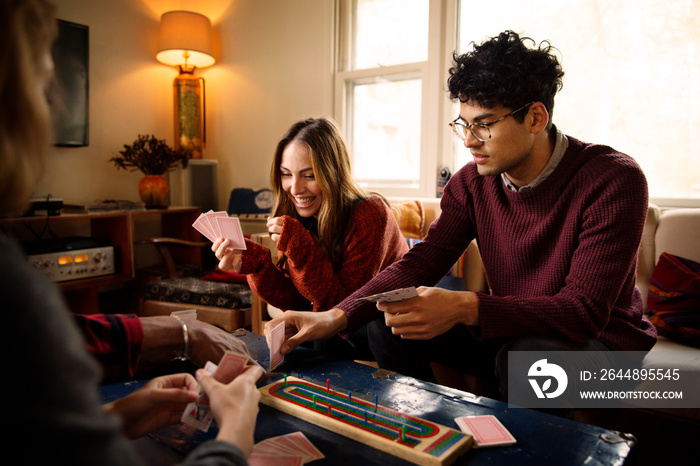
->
<box><xmin>156</xmin><ymin>11</ymin><xmax>215</xmax><ymax>159</ymax></box>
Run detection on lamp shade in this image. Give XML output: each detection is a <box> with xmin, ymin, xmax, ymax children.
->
<box><xmin>156</xmin><ymin>11</ymin><xmax>215</xmax><ymax>68</ymax></box>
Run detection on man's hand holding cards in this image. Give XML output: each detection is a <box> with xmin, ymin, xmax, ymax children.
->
<box><xmin>359</xmin><ymin>286</ymin><xmax>473</xmax><ymax>340</ymax></box>
<box><xmin>192</xmin><ymin>210</ymin><xmax>246</xmax><ymax>250</ymax></box>
<box><xmin>357</xmin><ymin>286</ymin><xmax>418</xmax><ymax>304</ymax></box>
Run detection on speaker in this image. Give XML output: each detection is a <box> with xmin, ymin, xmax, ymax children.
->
<box><xmin>170</xmin><ymin>160</ymin><xmax>218</xmax><ymax>212</ymax></box>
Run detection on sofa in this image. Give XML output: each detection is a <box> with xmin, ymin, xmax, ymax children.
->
<box><xmin>387</xmin><ymin>196</ymin><xmax>700</xmax><ymax>421</ymax></box>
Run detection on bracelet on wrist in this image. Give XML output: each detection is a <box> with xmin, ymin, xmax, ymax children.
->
<box><xmin>172</xmin><ymin>315</ymin><xmax>189</xmax><ymax>361</ymax></box>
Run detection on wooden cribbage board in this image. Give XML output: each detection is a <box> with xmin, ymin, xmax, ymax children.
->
<box><xmin>259</xmin><ymin>377</ymin><xmax>472</xmax><ymax>465</ymax></box>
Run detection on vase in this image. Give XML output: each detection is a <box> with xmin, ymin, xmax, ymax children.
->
<box><xmin>139</xmin><ymin>175</ymin><xmax>169</xmax><ymax>209</ymax></box>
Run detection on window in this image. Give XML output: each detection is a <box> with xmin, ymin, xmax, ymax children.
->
<box><xmin>337</xmin><ymin>0</ymin><xmax>700</xmax><ymax>205</ymax></box>
<box><xmin>350</xmin><ymin>77</ymin><xmax>422</xmax><ymax>186</ymax></box>
<box><xmin>453</xmin><ymin>0</ymin><xmax>700</xmax><ymax>205</ymax></box>
<box><xmin>335</xmin><ymin>0</ymin><xmax>442</xmax><ymax>197</ymax></box>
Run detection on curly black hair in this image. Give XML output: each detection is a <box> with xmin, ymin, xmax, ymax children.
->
<box><xmin>447</xmin><ymin>30</ymin><xmax>564</xmax><ymax>124</ymax></box>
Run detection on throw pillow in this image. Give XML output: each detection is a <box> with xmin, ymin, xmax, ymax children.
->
<box><xmin>203</xmin><ymin>267</ymin><xmax>248</xmax><ymax>284</ymax></box>
<box><xmin>405</xmin><ymin>237</ymin><xmax>422</xmax><ymax>249</ymax></box>
<box><xmin>647</xmin><ymin>252</ymin><xmax>700</xmax><ymax>347</ymax></box>
<box><xmin>391</xmin><ymin>200</ymin><xmax>425</xmax><ymax>239</ymax></box>
<box><xmin>449</xmin><ymin>252</ymin><xmax>466</xmax><ymax>278</ymax></box>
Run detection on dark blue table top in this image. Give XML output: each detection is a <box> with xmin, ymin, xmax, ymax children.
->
<box><xmin>101</xmin><ymin>331</ymin><xmax>634</xmax><ymax>465</ymax></box>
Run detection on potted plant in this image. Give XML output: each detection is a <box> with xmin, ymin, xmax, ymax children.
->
<box><xmin>109</xmin><ymin>134</ymin><xmax>189</xmax><ymax>209</ymax></box>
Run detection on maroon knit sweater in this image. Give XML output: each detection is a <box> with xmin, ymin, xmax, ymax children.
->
<box><xmin>239</xmin><ymin>195</ymin><xmax>408</xmax><ymax>313</ymax></box>
<box><xmin>338</xmin><ymin>137</ymin><xmax>657</xmax><ymax>352</ymax></box>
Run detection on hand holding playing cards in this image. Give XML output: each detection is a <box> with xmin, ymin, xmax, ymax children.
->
<box><xmin>196</xmin><ymin>364</ymin><xmax>264</xmax><ymax>456</ymax></box>
<box><xmin>138</xmin><ymin>317</ymin><xmax>261</xmax><ymax>373</ymax></box>
<box><xmin>193</xmin><ymin>211</ymin><xmax>246</xmax><ymax>248</ymax></box>
<box><xmin>264</xmin><ymin>308</ymin><xmax>348</xmax><ymax>355</ymax></box>
<box><xmin>186</xmin><ymin>321</ymin><xmax>262</xmax><ymax>372</ymax></box>
<box><xmin>103</xmin><ymin>373</ymin><xmax>198</xmax><ymax>439</ymax></box>
<box><xmin>212</xmin><ymin>238</ymin><xmax>244</xmax><ymax>273</ymax></box>
<box><xmin>379</xmin><ymin>287</ymin><xmax>479</xmax><ymax>339</ymax></box>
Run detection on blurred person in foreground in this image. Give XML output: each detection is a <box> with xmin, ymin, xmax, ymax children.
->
<box><xmin>1</xmin><ymin>0</ymin><xmax>262</xmax><ymax>463</ymax></box>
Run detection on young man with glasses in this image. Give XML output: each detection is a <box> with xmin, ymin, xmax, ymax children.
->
<box><xmin>266</xmin><ymin>31</ymin><xmax>657</xmax><ymax>407</ymax></box>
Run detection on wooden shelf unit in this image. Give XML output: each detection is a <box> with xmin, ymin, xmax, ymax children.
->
<box><xmin>0</xmin><ymin>206</ymin><xmax>202</xmax><ymax>314</ymax></box>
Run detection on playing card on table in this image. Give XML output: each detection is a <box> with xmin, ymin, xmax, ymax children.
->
<box><xmin>274</xmin><ymin>432</ymin><xmax>324</xmax><ymax>462</ymax></box>
<box><xmin>248</xmin><ymin>454</ymin><xmax>302</xmax><ymax>466</ymax></box>
<box><xmin>454</xmin><ymin>415</ymin><xmax>516</xmax><ymax>447</ymax></box>
<box><xmin>251</xmin><ymin>431</ymin><xmax>324</xmax><ymax>465</ymax></box>
<box><xmin>357</xmin><ymin>286</ymin><xmax>418</xmax><ymax>304</ymax></box>
<box><xmin>269</xmin><ymin>321</ymin><xmax>285</xmax><ymax>370</ymax></box>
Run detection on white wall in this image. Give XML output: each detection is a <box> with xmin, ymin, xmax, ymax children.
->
<box><xmin>38</xmin><ymin>0</ymin><xmax>335</xmax><ymax>210</ymax></box>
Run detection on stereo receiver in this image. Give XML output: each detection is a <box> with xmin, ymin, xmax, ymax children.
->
<box><xmin>23</xmin><ymin>236</ymin><xmax>116</xmax><ymax>283</ymax></box>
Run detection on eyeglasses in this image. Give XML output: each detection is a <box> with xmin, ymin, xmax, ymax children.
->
<box><xmin>449</xmin><ymin>102</ymin><xmax>534</xmax><ymax>142</ymax></box>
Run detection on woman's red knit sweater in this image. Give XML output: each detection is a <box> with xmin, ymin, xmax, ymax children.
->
<box><xmin>239</xmin><ymin>195</ymin><xmax>408</xmax><ymax>313</ymax></box>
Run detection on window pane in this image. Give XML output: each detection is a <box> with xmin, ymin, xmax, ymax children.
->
<box><xmin>353</xmin><ymin>0</ymin><xmax>429</xmax><ymax>69</ymax></box>
<box><xmin>454</xmin><ymin>0</ymin><xmax>700</xmax><ymax>200</ymax></box>
<box><xmin>351</xmin><ymin>78</ymin><xmax>422</xmax><ymax>185</ymax></box>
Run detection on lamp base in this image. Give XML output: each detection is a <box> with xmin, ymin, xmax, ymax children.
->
<box><xmin>173</xmin><ymin>66</ymin><xmax>204</xmax><ymax>159</ymax></box>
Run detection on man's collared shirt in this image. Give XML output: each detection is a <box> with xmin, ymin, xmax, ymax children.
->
<box><xmin>502</xmin><ymin>127</ymin><xmax>569</xmax><ymax>192</ymax></box>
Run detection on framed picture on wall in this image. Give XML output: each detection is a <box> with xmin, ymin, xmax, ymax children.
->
<box><xmin>49</xmin><ymin>19</ymin><xmax>89</xmax><ymax>147</ymax></box>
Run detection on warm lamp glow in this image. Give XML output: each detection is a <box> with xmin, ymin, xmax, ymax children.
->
<box><xmin>156</xmin><ymin>11</ymin><xmax>215</xmax><ymax>68</ymax></box>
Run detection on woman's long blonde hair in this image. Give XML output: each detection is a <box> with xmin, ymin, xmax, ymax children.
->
<box><xmin>0</xmin><ymin>0</ymin><xmax>56</xmax><ymax>217</ymax></box>
<box><xmin>270</xmin><ymin>118</ymin><xmax>367</xmax><ymax>271</ymax></box>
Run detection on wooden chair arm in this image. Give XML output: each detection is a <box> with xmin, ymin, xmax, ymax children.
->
<box><xmin>137</xmin><ymin>237</ymin><xmax>209</xmax><ymax>248</ymax></box>
<box><xmin>136</xmin><ymin>237</ymin><xmax>209</xmax><ymax>279</ymax></box>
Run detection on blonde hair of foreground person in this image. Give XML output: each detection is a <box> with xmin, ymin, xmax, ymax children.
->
<box><xmin>0</xmin><ymin>0</ymin><xmax>56</xmax><ymax>218</ymax></box>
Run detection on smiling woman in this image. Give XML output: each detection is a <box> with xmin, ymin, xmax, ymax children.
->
<box><xmin>279</xmin><ymin>141</ymin><xmax>323</xmax><ymax>218</ymax></box>
<box><xmin>212</xmin><ymin>117</ymin><xmax>409</xmax><ymax>360</ymax></box>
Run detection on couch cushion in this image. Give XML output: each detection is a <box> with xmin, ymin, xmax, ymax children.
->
<box><xmin>405</xmin><ymin>237</ymin><xmax>422</xmax><ymax>249</ymax></box>
<box><xmin>143</xmin><ymin>277</ymin><xmax>252</xmax><ymax>309</ymax></box>
<box><xmin>647</xmin><ymin>253</ymin><xmax>700</xmax><ymax>347</ymax></box>
<box><xmin>202</xmin><ymin>267</ymin><xmax>248</xmax><ymax>283</ymax></box>
<box><xmin>637</xmin><ymin>204</ymin><xmax>661</xmax><ymax>312</ymax></box>
<box><xmin>655</xmin><ymin>208</ymin><xmax>700</xmax><ymax>266</ymax></box>
<box><xmin>391</xmin><ymin>200</ymin><xmax>425</xmax><ymax>239</ymax></box>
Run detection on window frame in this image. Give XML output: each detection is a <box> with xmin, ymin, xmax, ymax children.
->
<box><xmin>334</xmin><ymin>0</ymin><xmax>453</xmax><ymax>198</ymax></box>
